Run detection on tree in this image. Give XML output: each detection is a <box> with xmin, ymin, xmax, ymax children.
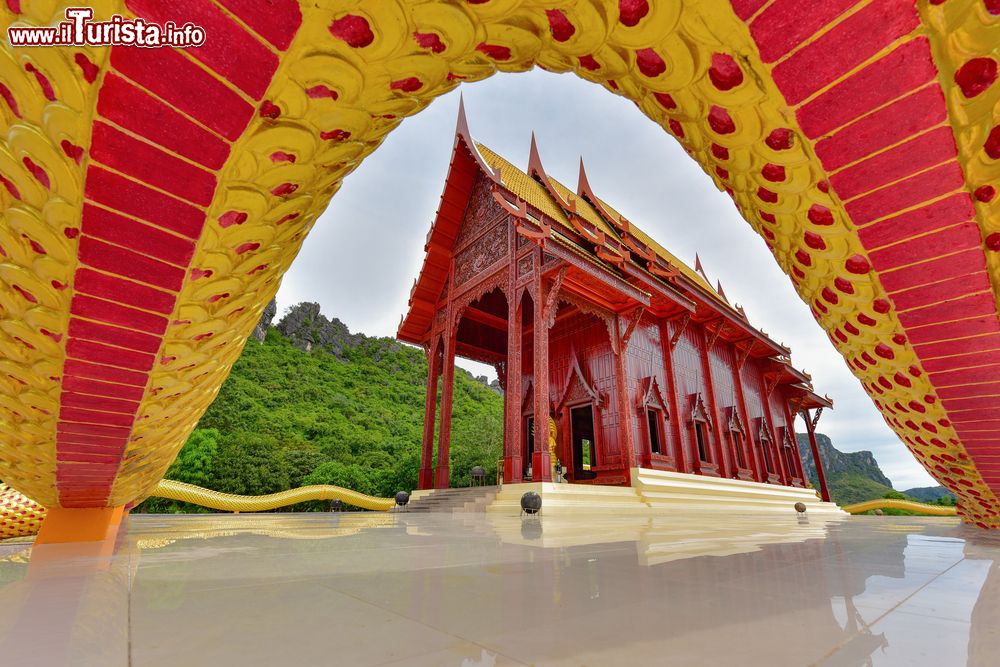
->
<box><xmin>285</xmin><ymin>449</ymin><xmax>328</xmax><ymax>488</ymax></box>
<box><xmin>304</xmin><ymin>461</ymin><xmax>376</xmax><ymax>497</ymax></box>
<box><xmin>210</xmin><ymin>433</ymin><xmax>291</xmax><ymax>496</ymax></box>
<box><xmin>137</xmin><ymin>321</ymin><xmax>508</xmax><ymax>512</ymax></box>
<box><xmin>166</xmin><ymin>428</ymin><xmax>219</xmax><ymax>487</ymax></box>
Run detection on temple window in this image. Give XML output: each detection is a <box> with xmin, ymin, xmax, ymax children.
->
<box><xmin>695</xmin><ymin>422</ymin><xmax>710</xmax><ymax>463</ymax></box>
<box><xmin>647</xmin><ymin>408</ymin><xmax>664</xmax><ymax>455</ymax></box>
<box><xmin>639</xmin><ymin>377</ymin><xmax>670</xmax><ymax>458</ymax></box>
<box><xmin>690</xmin><ymin>393</ymin><xmax>713</xmax><ymax>464</ymax></box>
<box><xmin>782</xmin><ymin>428</ymin><xmax>799</xmax><ymax>479</ymax></box>
<box><xmin>727</xmin><ymin>408</ymin><xmax>747</xmax><ymax>469</ymax></box>
<box><xmin>758</xmin><ymin>421</ymin><xmax>775</xmax><ymax>474</ymax></box>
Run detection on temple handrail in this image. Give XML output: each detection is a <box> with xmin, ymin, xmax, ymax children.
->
<box><xmin>841</xmin><ymin>498</ymin><xmax>957</xmax><ymax>516</ymax></box>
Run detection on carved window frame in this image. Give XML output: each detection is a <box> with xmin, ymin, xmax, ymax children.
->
<box><xmin>638</xmin><ymin>377</ymin><xmax>671</xmax><ymax>460</ymax></box>
<box><xmin>757</xmin><ymin>418</ymin><xmax>777</xmax><ymax>478</ymax></box>
<box><xmin>690</xmin><ymin>393</ymin><xmax>713</xmax><ymax>466</ymax></box>
<box><xmin>726</xmin><ymin>407</ymin><xmax>750</xmax><ymax>472</ymax></box>
<box><xmin>556</xmin><ymin>357</ymin><xmax>604</xmax><ymax>473</ymax></box>
<box><xmin>781</xmin><ymin>426</ymin><xmax>802</xmax><ymax>482</ymax></box>
<box><xmin>555</xmin><ymin>354</ymin><xmax>604</xmax><ymax>415</ymax></box>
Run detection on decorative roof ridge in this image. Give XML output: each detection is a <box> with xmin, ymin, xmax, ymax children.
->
<box><xmin>576</xmin><ymin>156</ymin><xmax>630</xmax><ymax>235</ymax></box>
<box><xmin>526</xmin><ymin>132</ymin><xmax>577</xmax><ymax>212</ymax></box>
<box><xmin>455</xmin><ymin>94</ymin><xmax>501</xmax><ymax>185</ymax></box>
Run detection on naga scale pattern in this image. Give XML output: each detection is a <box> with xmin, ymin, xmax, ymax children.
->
<box><xmin>1</xmin><ymin>0</ymin><xmax>999</xmax><ymax>528</ymax></box>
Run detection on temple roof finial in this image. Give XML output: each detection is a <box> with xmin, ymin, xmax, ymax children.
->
<box><xmin>717</xmin><ymin>280</ymin><xmax>729</xmax><ymax>303</ymax></box>
<box><xmin>455</xmin><ymin>92</ymin><xmax>472</xmax><ymax>143</ymax></box>
<box><xmin>695</xmin><ymin>253</ymin><xmax>711</xmax><ymax>283</ymax></box>
<box><xmin>527</xmin><ymin>131</ymin><xmax>543</xmax><ymax>178</ymax></box>
<box><xmin>577</xmin><ymin>157</ymin><xmax>593</xmax><ymax>198</ymax></box>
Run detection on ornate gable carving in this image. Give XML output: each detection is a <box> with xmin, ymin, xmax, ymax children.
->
<box><xmin>689</xmin><ymin>393</ymin><xmax>712</xmax><ymax>429</ymax></box>
<box><xmin>452</xmin><ymin>268</ymin><xmax>509</xmax><ymax>329</ymax></box>
<box><xmin>454</xmin><ymin>222</ymin><xmax>508</xmax><ymax>286</ymax></box>
<box><xmin>637</xmin><ymin>377</ymin><xmax>670</xmax><ymax>418</ymax></box>
<box><xmin>727</xmin><ymin>407</ymin><xmax>745</xmax><ymax>434</ymax></box>
<box><xmin>455</xmin><ymin>175</ymin><xmax>502</xmax><ymax>249</ymax></box>
<box><xmin>556</xmin><ymin>353</ymin><xmax>604</xmax><ymax>412</ymax></box>
<box><xmin>758</xmin><ymin>418</ymin><xmax>773</xmax><ymax>443</ymax></box>
<box><xmin>782</xmin><ymin>426</ymin><xmax>796</xmax><ymax>449</ymax></box>
<box><xmin>517</xmin><ymin>255</ymin><xmax>532</xmax><ymax>277</ymax></box>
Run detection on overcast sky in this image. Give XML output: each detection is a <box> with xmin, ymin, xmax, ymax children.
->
<box><xmin>275</xmin><ymin>69</ymin><xmax>938</xmax><ymax>491</ymax></box>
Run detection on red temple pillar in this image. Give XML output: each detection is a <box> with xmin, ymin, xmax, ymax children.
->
<box><xmin>532</xmin><ymin>277</ymin><xmax>552</xmax><ymax>482</ymax></box>
<box><xmin>419</xmin><ymin>340</ymin><xmax>440</xmax><ymax>490</ymax></box>
<box><xmin>436</xmin><ymin>327</ymin><xmax>456</xmax><ymax>489</ymax></box>
<box><xmin>504</xmin><ymin>293</ymin><xmax>523</xmax><ymax>483</ymax></box>
<box><xmin>782</xmin><ymin>401</ymin><xmax>806</xmax><ymax>484</ymax></box>
<box><xmin>699</xmin><ymin>332</ymin><xmax>729</xmax><ymax>477</ymax></box>
<box><xmin>658</xmin><ymin>318</ymin><xmax>687</xmax><ymax>473</ymax></box>
<box><xmin>730</xmin><ymin>351</ymin><xmax>756</xmax><ymax>480</ymax></box>
<box><xmin>614</xmin><ymin>316</ymin><xmax>637</xmax><ymax>477</ymax></box>
<box><xmin>802</xmin><ymin>408</ymin><xmax>831</xmax><ymax>502</ymax></box>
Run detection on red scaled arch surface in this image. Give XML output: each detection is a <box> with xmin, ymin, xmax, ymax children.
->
<box><xmin>1</xmin><ymin>0</ymin><xmax>1000</xmax><ymax>528</ymax></box>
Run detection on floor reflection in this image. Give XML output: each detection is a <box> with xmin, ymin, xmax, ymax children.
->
<box><xmin>0</xmin><ymin>512</ymin><xmax>996</xmax><ymax>666</ymax></box>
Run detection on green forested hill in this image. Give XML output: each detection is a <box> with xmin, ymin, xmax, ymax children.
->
<box><xmin>138</xmin><ymin>316</ymin><xmax>504</xmax><ymax>512</ymax></box>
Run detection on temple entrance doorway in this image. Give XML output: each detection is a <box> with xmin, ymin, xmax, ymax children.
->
<box><xmin>569</xmin><ymin>404</ymin><xmax>597</xmax><ymax>481</ymax></box>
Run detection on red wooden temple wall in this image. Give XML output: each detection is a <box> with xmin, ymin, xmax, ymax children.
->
<box><xmin>415</xmin><ymin>166</ymin><xmax>815</xmax><ymax>491</ymax></box>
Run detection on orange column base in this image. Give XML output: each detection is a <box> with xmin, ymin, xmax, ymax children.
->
<box><xmin>35</xmin><ymin>506</ymin><xmax>125</xmax><ymax>547</ymax></box>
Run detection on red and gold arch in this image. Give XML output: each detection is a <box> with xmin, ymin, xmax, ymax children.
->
<box><xmin>2</xmin><ymin>0</ymin><xmax>1000</xmax><ymax>538</ymax></box>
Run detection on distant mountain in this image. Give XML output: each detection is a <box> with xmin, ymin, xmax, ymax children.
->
<box><xmin>795</xmin><ymin>433</ymin><xmax>957</xmax><ymax>506</ymax></box>
<box><xmin>797</xmin><ymin>433</ymin><xmax>900</xmax><ymax>505</ymax></box>
<box><xmin>796</xmin><ymin>432</ymin><xmax>893</xmax><ymax>488</ymax></box>
<box><xmin>903</xmin><ymin>486</ymin><xmax>956</xmax><ymax>503</ymax></box>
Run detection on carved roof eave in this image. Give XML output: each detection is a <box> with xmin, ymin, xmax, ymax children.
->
<box><xmin>398</xmin><ymin>101</ymin><xmax>492</xmax><ymax>344</ymax></box>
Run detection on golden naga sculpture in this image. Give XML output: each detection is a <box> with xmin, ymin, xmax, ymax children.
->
<box><xmin>842</xmin><ymin>498</ymin><xmax>958</xmax><ymax>517</ymax></box>
<box><xmin>0</xmin><ymin>480</ymin><xmax>394</xmax><ymax>540</ymax></box>
<box><xmin>2</xmin><ymin>0</ymin><xmax>1000</xmax><ymax>541</ymax></box>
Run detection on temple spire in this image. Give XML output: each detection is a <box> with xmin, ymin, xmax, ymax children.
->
<box><xmin>577</xmin><ymin>157</ymin><xmax>592</xmax><ymax>198</ymax></box>
<box><xmin>527</xmin><ymin>131</ymin><xmax>543</xmax><ymax>178</ymax></box>
<box><xmin>453</xmin><ymin>94</ymin><xmax>501</xmax><ymax>183</ymax></box>
<box><xmin>455</xmin><ymin>92</ymin><xmax>471</xmax><ymax>141</ymax></box>
<box><xmin>695</xmin><ymin>253</ymin><xmax>711</xmax><ymax>284</ymax></box>
<box><xmin>717</xmin><ymin>280</ymin><xmax>730</xmax><ymax>303</ymax></box>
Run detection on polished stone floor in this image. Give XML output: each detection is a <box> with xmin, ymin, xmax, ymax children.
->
<box><xmin>0</xmin><ymin>511</ymin><xmax>998</xmax><ymax>666</ymax></box>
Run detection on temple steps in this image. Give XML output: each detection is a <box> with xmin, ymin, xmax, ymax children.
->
<box><xmin>483</xmin><ymin>470</ymin><xmax>843</xmax><ymax>516</ymax></box>
<box><xmin>408</xmin><ymin>469</ymin><xmax>844</xmax><ymax>517</ymax></box>
<box><xmin>487</xmin><ymin>482</ymin><xmax>651</xmax><ymax>515</ymax></box>
<box><xmin>631</xmin><ymin>468</ymin><xmax>845</xmax><ymax>515</ymax></box>
<box><xmin>404</xmin><ymin>486</ymin><xmax>499</xmax><ymax>513</ymax></box>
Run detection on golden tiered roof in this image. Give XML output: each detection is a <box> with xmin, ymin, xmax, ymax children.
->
<box><xmin>474</xmin><ymin>142</ymin><xmax>719</xmax><ymax>300</ymax></box>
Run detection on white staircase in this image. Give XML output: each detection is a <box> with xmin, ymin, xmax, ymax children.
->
<box><xmin>630</xmin><ymin>467</ymin><xmax>845</xmax><ymax>514</ymax></box>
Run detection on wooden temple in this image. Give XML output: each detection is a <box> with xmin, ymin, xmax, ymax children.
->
<box><xmin>398</xmin><ymin>103</ymin><xmax>833</xmax><ymax>499</ymax></box>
